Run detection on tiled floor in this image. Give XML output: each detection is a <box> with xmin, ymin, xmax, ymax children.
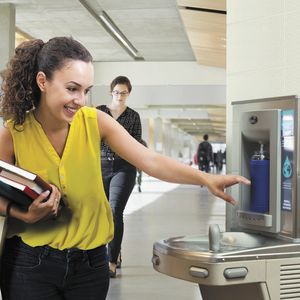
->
<box><xmin>106</xmin><ymin>170</ymin><xmax>226</xmax><ymax>300</ymax></box>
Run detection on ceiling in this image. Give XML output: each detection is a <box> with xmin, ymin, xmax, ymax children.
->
<box><xmin>177</xmin><ymin>0</ymin><xmax>226</xmax><ymax>68</ymax></box>
<box><xmin>1</xmin><ymin>0</ymin><xmax>226</xmax><ymax>142</ymax></box>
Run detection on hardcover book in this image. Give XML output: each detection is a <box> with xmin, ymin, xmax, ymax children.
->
<box><xmin>0</xmin><ymin>169</ymin><xmax>46</xmax><ymax>194</ymax></box>
<box><xmin>0</xmin><ymin>160</ymin><xmax>52</xmax><ymax>208</ymax></box>
<box><xmin>0</xmin><ymin>180</ymin><xmax>33</xmax><ymax>208</ymax></box>
<box><xmin>0</xmin><ymin>160</ymin><xmax>51</xmax><ymax>192</ymax></box>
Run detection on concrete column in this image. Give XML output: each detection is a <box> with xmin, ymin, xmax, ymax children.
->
<box><xmin>188</xmin><ymin>134</ymin><xmax>198</xmax><ymax>163</ymax></box>
<box><xmin>0</xmin><ymin>3</ymin><xmax>15</xmax><ymax>71</ymax></box>
<box><xmin>153</xmin><ymin>117</ymin><xmax>163</xmax><ymax>153</ymax></box>
<box><xmin>140</xmin><ymin>118</ymin><xmax>150</xmax><ymax>145</ymax></box>
<box><xmin>182</xmin><ymin>133</ymin><xmax>193</xmax><ymax>163</ymax></box>
<box><xmin>169</xmin><ymin>125</ymin><xmax>179</xmax><ymax>159</ymax></box>
<box><xmin>0</xmin><ymin>3</ymin><xmax>15</xmax><ymax>270</ymax></box>
<box><xmin>147</xmin><ymin>118</ymin><xmax>155</xmax><ymax>150</ymax></box>
<box><xmin>162</xmin><ymin>121</ymin><xmax>172</xmax><ymax>156</ymax></box>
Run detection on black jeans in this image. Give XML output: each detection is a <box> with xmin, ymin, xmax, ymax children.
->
<box><xmin>101</xmin><ymin>159</ymin><xmax>136</xmax><ymax>263</ymax></box>
<box><xmin>0</xmin><ymin>236</ymin><xmax>109</xmax><ymax>300</ymax></box>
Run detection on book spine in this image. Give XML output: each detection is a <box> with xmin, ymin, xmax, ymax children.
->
<box><xmin>23</xmin><ymin>186</ymin><xmax>39</xmax><ymax>200</ymax></box>
<box><xmin>34</xmin><ymin>176</ymin><xmax>52</xmax><ymax>192</ymax></box>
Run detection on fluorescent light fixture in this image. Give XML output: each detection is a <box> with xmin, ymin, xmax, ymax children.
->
<box><xmin>99</xmin><ymin>12</ymin><xmax>139</xmax><ymax>58</ymax></box>
<box><xmin>79</xmin><ymin>0</ymin><xmax>144</xmax><ymax>61</ymax></box>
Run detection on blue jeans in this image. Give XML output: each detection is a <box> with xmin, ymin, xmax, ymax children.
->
<box><xmin>101</xmin><ymin>159</ymin><xmax>136</xmax><ymax>263</ymax></box>
<box><xmin>1</xmin><ymin>236</ymin><xmax>109</xmax><ymax>300</ymax></box>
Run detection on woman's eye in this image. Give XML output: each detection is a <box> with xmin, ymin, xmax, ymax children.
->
<box><xmin>84</xmin><ymin>89</ymin><xmax>90</xmax><ymax>95</ymax></box>
<box><xmin>67</xmin><ymin>87</ymin><xmax>77</xmax><ymax>92</ymax></box>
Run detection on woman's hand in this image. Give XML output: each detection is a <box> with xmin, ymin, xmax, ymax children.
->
<box><xmin>204</xmin><ymin>173</ymin><xmax>251</xmax><ymax>205</ymax></box>
<box><xmin>0</xmin><ymin>197</ymin><xmax>10</xmax><ymax>216</ymax></box>
<box><xmin>23</xmin><ymin>184</ymin><xmax>62</xmax><ymax>224</ymax></box>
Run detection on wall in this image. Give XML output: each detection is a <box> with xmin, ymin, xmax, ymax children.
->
<box><xmin>0</xmin><ymin>4</ymin><xmax>15</xmax><ymax>71</ymax></box>
<box><xmin>227</xmin><ymin>0</ymin><xmax>300</xmax><ymax>173</ymax></box>
<box><xmin>93</xmin><ymin>61</ymin><xmax>226</xmax><ymax>86</ymax></box>
<box><xmin>92</xmin><ymin>61</ymin><xmax>226</xmax><ymax>159</ymax></box>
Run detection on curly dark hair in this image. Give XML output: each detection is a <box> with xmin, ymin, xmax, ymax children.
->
<box><xmin>110</xmin><ymin>76</ymin><xmax>132</xmax><ymax>93</ymax></box>
<box><xmin>0</xmin><ymin>36</ymin><xmax>93</xmax><ymax>126</ymax></box>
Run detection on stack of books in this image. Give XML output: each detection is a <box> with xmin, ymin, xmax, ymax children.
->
<box><xmin>0</xmin><ymin>160</ymin><xmax>52</xmax><ymax>208</ymax></box>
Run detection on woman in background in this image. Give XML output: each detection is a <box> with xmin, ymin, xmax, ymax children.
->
<box><xmin>96</xmin><ymin>76</ymin><xmax>141</xmax><ymax>278</ymax></box>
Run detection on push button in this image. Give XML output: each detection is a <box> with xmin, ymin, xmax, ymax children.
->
<box><xmin>189</xmin><ymin>266</ymin><xmax>209</xmax><ymax>278</ymax></box>
<box><xmin>151</xmin><ymin>255</ymin><xmax>160</xmax><ymax>266</ymax></box>
<box><xmin>223</xmin><ymin>267</ymin><xmax>248</xmax><ymax>279</ymax></box>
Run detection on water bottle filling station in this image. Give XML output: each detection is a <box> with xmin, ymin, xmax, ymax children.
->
<box><xmin>152</xmin><ymin>96</ymin><xmax>300</xmax><ymax>300</ymax></box>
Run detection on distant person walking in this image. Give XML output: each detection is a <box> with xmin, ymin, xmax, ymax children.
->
<box><xmin>197</xmin><ymin>134</ymin><xmax>213</xmax><ymax>173</ymax></box>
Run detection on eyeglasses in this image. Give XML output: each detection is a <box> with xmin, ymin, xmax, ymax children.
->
<box><xmin>112</xmin><ymin>90</ymin><xmax>129</xmax><ymax>96</ymax></box>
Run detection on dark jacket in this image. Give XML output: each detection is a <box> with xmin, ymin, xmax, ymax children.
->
<box><xmin>197</xmin><ymin>141</ymin><xmax>213</xmax><ymax>163</ymax></box>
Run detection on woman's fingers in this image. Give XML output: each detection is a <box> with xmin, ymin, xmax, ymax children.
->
<box><xmin>27</xmin><ymin>185</ymin><xmax>62</xmax><ymax>222</ymax></box>
<box><xmin>208</xmin><ymin>174</ymin><xmax>250</xmax><ymax>205</ymax></box>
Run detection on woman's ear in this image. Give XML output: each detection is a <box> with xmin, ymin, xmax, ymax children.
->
<box><xmin>36</xmin><ymin>71</ymin><xmax>47</xmax><ymax>91</ymax></box>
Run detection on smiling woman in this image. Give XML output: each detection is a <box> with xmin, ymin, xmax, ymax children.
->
<box><xmin>0</xmin><ymin>36</ymin><xmax>250</xmax><ymax>300</ymax></box>
<box><xmin>0</xmin><ymin>37</ymin><xmax>113</xmax><ymax>300</ymax></box>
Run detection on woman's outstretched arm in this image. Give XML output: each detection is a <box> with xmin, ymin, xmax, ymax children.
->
<box><xmin>98</xmin><ymin>110</ymin><xmax>250</xmax><ymax>205</ymax></box>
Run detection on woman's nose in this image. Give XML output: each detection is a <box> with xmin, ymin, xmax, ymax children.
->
<box><xmin>74</xmin><ymin>93</ymin><xmax>86</xmax><ymax>106</ymax></box>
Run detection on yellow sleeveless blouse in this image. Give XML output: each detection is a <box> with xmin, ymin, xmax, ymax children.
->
<box><xmin>6</xmin><ymin>106</ymin><xmax>114</xmax><ymax>250</ymax></box>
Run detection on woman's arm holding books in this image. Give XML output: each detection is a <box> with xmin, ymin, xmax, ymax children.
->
<box><xmin>0</xmin><ymin>127</ymin><xmax>61</xmax><ymax>222</ymax></box>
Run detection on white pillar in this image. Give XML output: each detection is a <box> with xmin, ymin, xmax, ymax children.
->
<box><xmin>0</xmin><ymin>3</ymin><xmax>15</xmax><ymax>275</ymax></box>
<box><xmin>0</xmin><ymin>3</ymin><xmax>15</xmax><ymax>71</ymax></box>
<box><xmin>153</xmin><ymin>117</ymin><xmax>163</xmax><ymax>153</ymax></box>
<box><xmin>162</xmin><ymin>121</ymin><xmax>172</xmax><ymax>156</ymax></box>
<box><xmin>140</xmin><ymin>118</ymin><xmax>150</xmax><ymax>145</ymax></box>
<box><xmin>170</xmin><ymin>125</ymin><xmax>179</xmax><ymax>159</ymax></box>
